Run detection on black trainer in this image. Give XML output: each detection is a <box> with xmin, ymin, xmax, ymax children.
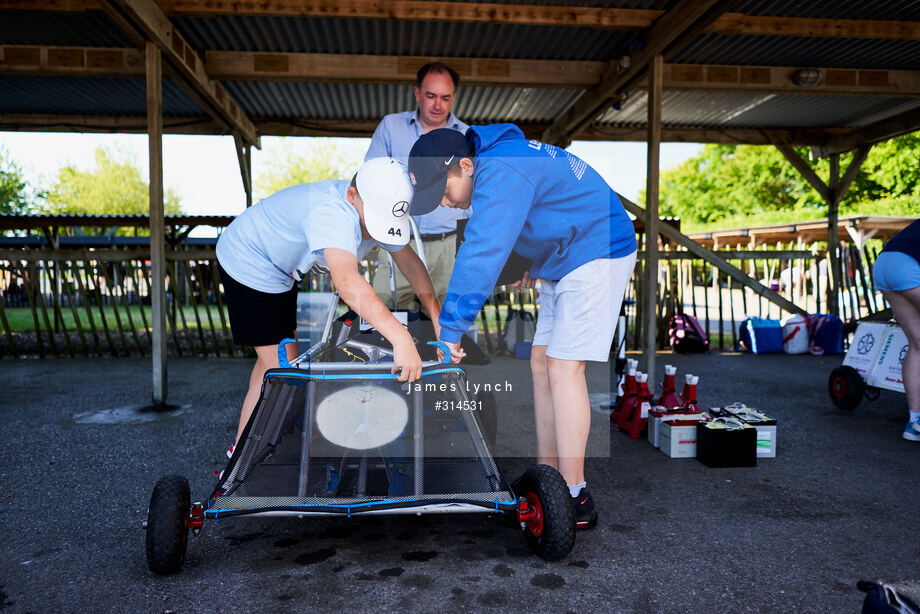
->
<box><xmin>573</xmin><ymin>487</ymin><xmax>598</xmax><ymax>530</ymax></box>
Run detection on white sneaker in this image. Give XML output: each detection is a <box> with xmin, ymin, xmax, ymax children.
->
<box><xmin>226</xmin><ymin>443</ymin><xmax>235</xmax><ymax>459</ymax></box>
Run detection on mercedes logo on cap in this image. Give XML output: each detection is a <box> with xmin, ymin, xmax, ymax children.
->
<box><xmin>392</xmin><ymin>201</ymin><xmax>408</xmax><ymax>217</ymax></box>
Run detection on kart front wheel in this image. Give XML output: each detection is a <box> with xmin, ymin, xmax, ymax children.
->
<box><xmin>145</xmin><ymin>475</ymin><xmax>191</xmax><ymax>575</ymax></box>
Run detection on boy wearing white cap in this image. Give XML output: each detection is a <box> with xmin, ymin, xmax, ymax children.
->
<box><xmin>216</xmin><ymin>158</ymin><xmax>442</xmax><ymax>451</ymax></box>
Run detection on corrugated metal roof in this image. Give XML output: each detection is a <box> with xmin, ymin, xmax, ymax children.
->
<box><xmin>174</xmin><ymin>15</ymin><xmax>639</xmax><ymax>61</ymax></box>
<box><xmin>0</xmin><ymin>11</ymin><xmax>135</xmax><ymax>47</ymax></box>
<box><xmin>596</xmin><ymin>90</ymin><xmax>920</xmax><ymax>129</ymax></box>
<box><xmin>734</xmin><ymin>0</ymin><xmax>920</xmax><ymax>20</ymax></box>
<box><xmin>673</xmin><ymin>34</ymin><xmax>920</xmax><ymax>71</ymax></box>
<box><xmin>1</xmin><ymin>1</ymin><xmax>919</xmax><ymax>140</ymax></box>
<box><xmin>0</xmin><ymin>76</ymin><xmax>204</xmax><ymax>116</ymax></box>
<box><xmin>222</xmin><ymin>81</ymin><xmax>580</xmax><ymax>123</ymax></box>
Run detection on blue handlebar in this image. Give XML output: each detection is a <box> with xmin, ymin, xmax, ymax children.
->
<box><xmin>427</xmin><ymin>341</ymin><xmax>452</xmax><ymax>364</ymax></box>
<box><xmin>278</xmin><ymin>338</ymin><xmax>297</xmax><ymax>368</ymax></box>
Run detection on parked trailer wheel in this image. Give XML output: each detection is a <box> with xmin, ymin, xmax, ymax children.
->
<box><xmin>145</xmin><ymin>475</ymin><xmax>191</xmax><ymax>575</ymax></box>
<box><xmin>828</xmin><ymin>366</ymin><xmax>865</xmax><ymax>411</ymax></box>
<box><xmin>514</xmin><ymin>464</ymin><xmax>575</xmax><ymax>561</ymax></box>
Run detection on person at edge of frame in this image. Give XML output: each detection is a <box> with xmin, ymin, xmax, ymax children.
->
<box><xmin>873</xmin><ymin>218</ymin><xmax>920</xmax><ymax>441</ymax></box>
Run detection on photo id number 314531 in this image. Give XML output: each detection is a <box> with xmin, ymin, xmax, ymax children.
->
<box><xmin>434</xmin><ymin>400</ymin><xmax>482</xmax><ymax>411</ymax></box>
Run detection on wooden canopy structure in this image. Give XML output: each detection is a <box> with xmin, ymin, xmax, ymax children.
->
<box><xmin>688</xmin><ymin>215</ymin><xmax>916</xmax><ymax>249</ymax></box>
<box><xmin>2</xmin><ymin>0</ymin><xmax>918</xmax><ymax>402</ymax></box>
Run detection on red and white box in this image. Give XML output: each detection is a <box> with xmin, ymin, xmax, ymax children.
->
<box><xmin>660</xmin><ymin>417</ymin><xmax>705</xmax><ymax>458</ymax></box>
<box><xmin>648</xmin><ymin>408</ymin><xmax>701</xmax><ymax>448</ymax></box>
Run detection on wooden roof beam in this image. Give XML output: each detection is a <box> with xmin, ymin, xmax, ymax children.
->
<box><xmin>0</xmin><ymin>113</ymin><xmax>836</xmax><ymax>146</ymax></box>
<box><xmin>7</xmin><ymin>1</ymin><xmax>920</xmax><ymax>40</ymax></box>
<box><xmin>814</xmin><ymin>104</ymin><xmax>920</xmax><ymax>157</ymax></box>
<box><xmin>5</xmin><ymin>46</ymin><xmax>920</xmax><ymax>99</ymax></box>
<box><xmin>100</xmin><ymin>0</ymin><xmax>260</xmax><ymax>148</ymax></box>
<box><xmin>541</xmin><ymin>0</ymin><xmax>732</xmax><ymax>147</ymax></box>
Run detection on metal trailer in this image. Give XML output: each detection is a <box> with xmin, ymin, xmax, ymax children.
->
<box><xmin>828</xmin><ymin>320</ymin><xmax>907</xmax><ymax>410</ymax></box>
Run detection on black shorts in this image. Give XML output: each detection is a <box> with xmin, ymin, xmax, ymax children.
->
<box><xmin>217</xmin><ymin>262</ymin><xmax>297</xmax><ymax>347</ymax></box>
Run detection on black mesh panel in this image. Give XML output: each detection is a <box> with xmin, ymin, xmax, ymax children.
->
<box><xmin>210</xmin><ymin>367</ymin><xmax>514</xmax><ymax>514</ymax></box>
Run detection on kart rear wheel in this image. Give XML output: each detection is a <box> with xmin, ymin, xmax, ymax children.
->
<box><xmin>145</xmin><ymin>475</ymin><xmax>191</xmax><ymax>575</ymax></box>
<box><xmin>829</xmin><ymin>366</ymin><xmax>864</xmax><ymax>411</ymax></box>
<box><xmin>515</xmin><ymin>464</ymin><xmax>575</xmax><ymax>561</ymax></box>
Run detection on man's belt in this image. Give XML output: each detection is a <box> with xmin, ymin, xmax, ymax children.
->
<box><xmin>419</xmin><ymin>230</ymin><xmax>458</xmax><ymax>242</ymax></box>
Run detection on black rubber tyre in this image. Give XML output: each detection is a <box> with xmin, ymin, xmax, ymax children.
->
<box><xmin>828</xmin><ymin>365</ymin><xmax>864</xmax><ymax>411</ymax></box>
<box><xmin>475</xmin><ymin>390</ymin><xmax>499</xmax><ymax>449</ymax></box>
<box><xmin>145</xmin><ymin>475</ymin><xmax>191</xmax><ymax>575</ymax></box>
<box><xmin>515</xmin><ymin>464</ymin><xmax>575</xmax><ymax>561</ymax></box>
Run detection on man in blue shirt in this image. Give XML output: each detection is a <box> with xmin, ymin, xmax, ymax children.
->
<box><xmin>365</xmin><ymin>61</ymin><xmax>470</xmax><ymax>310</ymax></box>
<box><xmin>409</xmin><ymin>124</ymin><xmax>638</xmax><ymax>531</ymax></box>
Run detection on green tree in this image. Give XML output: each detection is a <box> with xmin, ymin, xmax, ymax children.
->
<box><xmin>0</xmin><ymin>147</ymin><xmax>36</xmax><ymax>214</ymax></box>
<box><xmin>255</xmin><ymin>138</ymin><xmax>365</xmax><ymax>199</ymax></box>
<box><xmin>859</xmin><ymin>133</ymin><xmax>920</xmax><ymax>198</ymax></box>
<box><xmin>46</xmin><ymin>147</ymin><xmax>182</xmax><ymax>216</ymax></box>
<box><xmin>650</xmin><ymin>135</ymin><xmax>920</xmax><ymax>230</ymax></box>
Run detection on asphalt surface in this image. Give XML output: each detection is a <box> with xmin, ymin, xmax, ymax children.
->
<box><xmin>1</xmin><ymin>351</ymin><xmax>918</xmax><ymax>613</ymax></box>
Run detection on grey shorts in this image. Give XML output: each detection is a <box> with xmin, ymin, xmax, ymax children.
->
<box><xmin>533</xmin><ymin>252</ymin><xmax>637</xmax><ymax>362</ymax></box>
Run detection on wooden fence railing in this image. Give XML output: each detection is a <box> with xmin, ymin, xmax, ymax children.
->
<box><xmin>0</xmin><ymin>241</ymin><xmax>884</xmax><ymax>358</ymax></box>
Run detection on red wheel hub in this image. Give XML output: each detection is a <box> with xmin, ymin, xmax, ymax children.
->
<box><xmin>517</xmin><ymin>492</ymin><xmax>544</xmax><ymax>537</ymax></box>
<box><xmin>186</xmin><ymin>503</ymin><xmax>204</xmax><ymax>539</ymax></box>
<box><xmin>833</xmin><ymin>376</ymin><xmax>846</xmax><ymax>397</ymax></box>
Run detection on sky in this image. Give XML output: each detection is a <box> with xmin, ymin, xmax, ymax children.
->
<box><xmin>0</xmin><ymin>131</ymin><xmax>703</xmax><ymax>234</ymax></box>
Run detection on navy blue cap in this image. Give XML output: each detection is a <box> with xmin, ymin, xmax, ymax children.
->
<box><xmin>407</xmin><ymin>128</ymin><xmax>471</xmax><ymax>215</ymax></box>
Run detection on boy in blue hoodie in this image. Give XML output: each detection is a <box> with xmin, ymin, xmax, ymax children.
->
<box><xmin>408</xmin><ymin>124</ymin><xmax>637</xmax><ymax>530</ymax></box>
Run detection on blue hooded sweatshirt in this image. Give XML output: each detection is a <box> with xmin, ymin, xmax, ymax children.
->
<box><xmin>439</xmin><ymin>123</ymin><xmax>637</xmax><ymax>343</ymax></box>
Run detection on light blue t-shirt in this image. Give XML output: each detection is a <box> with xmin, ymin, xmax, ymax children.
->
<box><xmin>216</xmin><ymin>180</ymin><xmax>402</xmax><ymax>293</ymax></box>
<box><xmin>365</xmin><ymin>109</ymin><xmax>471</xmax><ymax>234</ymax></box>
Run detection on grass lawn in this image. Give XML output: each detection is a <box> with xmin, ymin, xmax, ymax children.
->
<box><xmin>2</xmin><ymin>305</ymin><xmax>226</xmax><ymax>333</ymax></box>
<box><xmin>2</xmin><ymin>301</ymin><xmax>541</xmax><ymax>335</ymax></box>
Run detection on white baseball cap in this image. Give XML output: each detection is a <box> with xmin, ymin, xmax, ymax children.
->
<box><xmin>355</xmin><ymin>157</ymin><xmax>413</xmax><ymax>246</ymax></box>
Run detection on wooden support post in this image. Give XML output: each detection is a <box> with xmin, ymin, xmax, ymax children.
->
<box><xmin>642</xmin><ymin>54</ymin><xmax>663</xmax><ymax>377</ymax></box>
<box><xmin>147</xmin><ymin>40</ymin><xmax>168</xmax><ymax>405</ymax></box>
<box><xmin>234</xmin><ymin>133</ymin><xmax>253</xmax><ymax>208</ymax></box>
<box><xmin>771</xmin><ymin>139</ymin><xmax>871</xmax><ymax>319</ymax></box>
<box><xmin>827</xmin><ymin>153</ymin><xmax>840</xmax><ymax>317</ymax></box>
